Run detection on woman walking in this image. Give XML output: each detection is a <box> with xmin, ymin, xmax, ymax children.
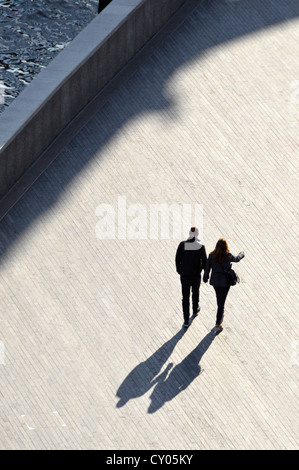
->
<box><xmin>203</xmin><ymin>239</ymin><xmax>245</xmax><ymax>330</ymax></box>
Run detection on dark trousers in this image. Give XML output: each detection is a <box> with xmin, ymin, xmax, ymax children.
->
<box><xmin>180</xmin><ymin>275</ymin><xmax>201</xmax><ymax>323</ymax></box>
<box><xmin>213</xmin><ymin>286</ymin><xmax>230</xmax><ymax>325</ymax></box>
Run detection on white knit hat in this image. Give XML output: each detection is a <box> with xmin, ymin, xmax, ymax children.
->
<box><xmin>188</xmin><ymin>226</ymin><xmax>199</xmax><ymax>238</ymax></box>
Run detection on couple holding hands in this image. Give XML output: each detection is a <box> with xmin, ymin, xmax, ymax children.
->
<box><xmin>175</xmin><ymin>227</ymin><xmax>245</xmax><ymax>330</ymax></box>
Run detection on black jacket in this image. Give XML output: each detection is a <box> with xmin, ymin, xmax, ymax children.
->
<box><xmin>175</xmin><ymin>237</ymin><xmax>207</xmax><ymax>277</ymax></box>
<box><xmin>203</xmin><ymin>252</ymin><xmax>245</xmax><ymax>287</ymax></box>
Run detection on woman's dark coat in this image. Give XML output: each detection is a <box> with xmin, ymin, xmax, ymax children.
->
<box><xmin>203</xmin><ymin>252</ymin><xmax>244</xmax><ymax>287</ymax></box>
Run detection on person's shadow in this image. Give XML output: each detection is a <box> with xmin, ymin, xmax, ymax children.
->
<box><xmin>116</xmin><ymin>326</ymin><xmax>220</xmax><ymax>411</ymax></box>
<box><xmin>147</xmin><ymin>329</ymin><xmax>218</xmax><ymax>413</ymax></box>
<box><xmin>116</xmin><ymin>328</ymin><xmax>187</xmax><ymax>408</ymax></box>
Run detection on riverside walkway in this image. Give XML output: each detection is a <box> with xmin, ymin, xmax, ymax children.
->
<box><xmin>0</xmin><ymin>0</ymin><xmax>298</xmax><ymax>449</ymax></box>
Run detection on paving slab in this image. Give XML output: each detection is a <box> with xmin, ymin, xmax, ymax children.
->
<box><xmin>0</xmin><ymin>0</ymin><xmax>298</xmax><ymax>450</ymax></box>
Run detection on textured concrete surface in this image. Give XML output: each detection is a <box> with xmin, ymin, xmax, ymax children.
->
<box><xmin>0</xmin><ymin>0</ymin><xmax>186</xmax><ymax>198</ymax></box>
<box><xmin>0</xmin><ymin>0</ymin><xmax>298</xmax><ymax>450</ymax></box>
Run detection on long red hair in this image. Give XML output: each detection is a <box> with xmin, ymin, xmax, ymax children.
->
<box><xmin>210</xmin><ymin>238</ymin><xmax>229</xmax><ymax>263</ymax></box>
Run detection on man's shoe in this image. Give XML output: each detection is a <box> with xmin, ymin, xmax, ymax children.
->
<box><xmin>183</xmin><ymin>322</ymin><xmax>189</xmax><ymax>328</ymax></box>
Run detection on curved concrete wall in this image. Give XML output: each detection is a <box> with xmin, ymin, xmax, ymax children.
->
<box><xmin>0</xmin><ymin>0</ymin><xmax>186</xmax><ymax>200</ymax></box>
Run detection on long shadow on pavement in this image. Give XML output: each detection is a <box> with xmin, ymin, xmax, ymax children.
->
<box><xmin>116</xmin><ymin>328</ymin><xmax>187</xmax><ymax>408</ymax></box>
<box><xmin>0</xmin><ymin>0</ymin><xmax>298</xmax><ymax>260</ymax></box>
<box><xmin>147</xmin><ymin>329</ymin><xmax>218</xmax><ymax>413</ymax></box>
<box><xmin>116</xmin><ymin>327</ymin><xmax>220</xmax><ymax>412</ymax></box>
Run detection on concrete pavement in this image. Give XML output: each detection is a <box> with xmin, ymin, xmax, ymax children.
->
<box><xmin>0</xmin><ymin>0</ymin><xmax>298</xmax><ymax>449</ymax></box>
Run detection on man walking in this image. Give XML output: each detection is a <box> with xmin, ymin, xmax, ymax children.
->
<box><xmin>175</xmin><ymin>227</ymin><xmax>207</xmax><ymax>328</ymax></box>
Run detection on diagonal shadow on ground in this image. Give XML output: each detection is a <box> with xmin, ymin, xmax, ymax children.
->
<box><xmin>0</xmin><ymin>0</ymin><xmax>298</xmax><ymax>260</ymax></box>
<box><xmin>116</xmin><ymin>328</ymin><xmax>220</xmax><ymax>412</ymax></box>
<box><xmin>116</xmin><ymin>328</ymin><xmax>186</xmax><ymax>408</ymax></box>
<box><xmin>147</xmin><ymin>329</ymin><xmax>218</xmax><ymax>413</ymax></box>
